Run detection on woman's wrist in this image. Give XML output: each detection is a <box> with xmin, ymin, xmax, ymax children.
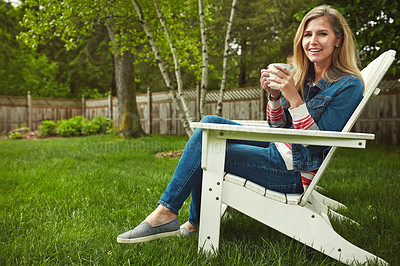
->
<box><xmin>268</xmin><ymin>92</ymin><xmax>281</xmax><ymax>101</ymax></box>
<box><xmin>289</xmin><ymin>98</ymin><xmax>304</xmax><ymax>109</ymax></box>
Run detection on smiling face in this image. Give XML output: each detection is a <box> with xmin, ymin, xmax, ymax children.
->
<box><xmin>302</xmin><ymin>16</ymin><xmax>342</xmax><ymax>72</ymax></box>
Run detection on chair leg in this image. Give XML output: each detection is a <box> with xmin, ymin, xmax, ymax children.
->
<box><xmin>198</xmin><ymin>175</ymin><xmax>224</xmax><ymax>254</ymax></box>
<box><xmin>221</xmin><ymin>203</ymin><xmax>232</xmax><ymax>220</ymax></box>
<box><xmin>309</xmin><ymin>211</ymin><xmax>387</xmax><ymax>265</ymax></box>
<box><xmin>312</xmin><ymin>190</ymin><xmax>347</xmax><ymax>210</ymax></box>
<box><xmin>222</xmin><ymin>180</ymin><xmax>387</xmax><ymax>265</ymax></box>
<box><xmin>198</xmin><ymin>131</ymin><xmax>226</xmax><ymax>254</ymax></box>
<box><xmin>329</xmin><ymin>209</ymin><xmax>360</xmax><ymax>226</ymax></box>
<box><xmin>310</xmin><ymin>192</ymin><xmax>360</xmax><ymax>226</ymax></box>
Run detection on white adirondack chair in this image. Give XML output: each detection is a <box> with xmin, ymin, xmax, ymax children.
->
<box><xmin>190</xmin><ymin>50</ymin><xmax>396</xmax><ymax>265</ymax></box>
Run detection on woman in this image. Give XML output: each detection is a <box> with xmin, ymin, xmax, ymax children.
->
<box><xmin>117</xmin><ymin>5</ymin><xmax>364</xmax><ymax>244</ymax></box>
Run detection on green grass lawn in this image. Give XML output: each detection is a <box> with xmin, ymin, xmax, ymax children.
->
<box><xmin>1</xmin><ymin>134</ymin><xmax>399</xmax><ymax>265</ymax></box>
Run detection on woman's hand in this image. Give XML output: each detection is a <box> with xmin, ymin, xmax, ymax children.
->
<box><xmin>260</xmin><ymin>69</ymin><xmax>281</xmax><ymax>99</ymax></box>
<box><xmin>260</xmin><ymin>64</ymin><xmax>303</xmax><ymax>108</ymax></box>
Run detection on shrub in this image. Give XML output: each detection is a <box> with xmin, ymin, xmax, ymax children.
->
<box><xmin>17</xmin><ymin>123</ymin><xmax>30</xmax><ymax>132</ymax></box>
<box><xmin>39</xmin><ymin>120</ymin><xmax>57</xmax><ymax>138</ymax></box>
<box><xmin>55</xmin><ymin>116</ymin><xmax>115</xmax><ymax>137</ymax></box>
<box><xmin>82</xmin><ymin>121</ymin><xmax>100</xmax><ymax>136</ymax></box>
<box><xmin>91</xmin><ymin>116</ymin><xmax>115</xmax><ymax>134</ymax></box>
<box><xmin>56</xmin><ymin>116</ymin><xmax>88</xmax><ymax>137</ymax></box>
<box><xmin>9</xmin><ymin>131</ymin><xmax>23</xmax><ymax>139</ymax></box>
<box><xmin>8</xmin><ymin>124</ymin><xmax>30</xmax><ymax>139</ymax></box>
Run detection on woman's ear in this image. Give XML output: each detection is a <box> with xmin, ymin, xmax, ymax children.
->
<box><xmin>336</xmin><ymin>33</ymin><xmax>343</xmax><ymax>47</ymax></box>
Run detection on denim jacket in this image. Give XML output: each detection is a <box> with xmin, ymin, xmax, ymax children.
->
<box><xmin>278</xmin><ymin>74</ymin><xmax>363</xmax><ymax>172</ymax></box>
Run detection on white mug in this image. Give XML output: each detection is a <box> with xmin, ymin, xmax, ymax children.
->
<box><xmin>267</xmin><ymin>63</ymin><xmax>292</xmax><ymax>90</ymax></box>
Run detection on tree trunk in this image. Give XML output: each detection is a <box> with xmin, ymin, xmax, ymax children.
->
<box><xmin>199</xmin><ymin>0</ymin><xmax>208</xmax><ymax>118</ymax></box>
<box><xmin>111</xmin><ymin>58</ymin><xmax>117</xmax><ymax>97</ymax></box>
<box><xmin>238</xmin><ymin>38</ymin><xmax>247</xmax><ymax>87</ymax></box>
<box><xmin>132</xmin><ymin>0</ymin><xmax>193</xmax><ymax>137</ymax></box>
<box><xmin>153</xmin><ymin>0</ymin><xmax>193</xmax><ymax>125</ymax></box>
<box><xmin>107</xmin><ymin>24</ymin><xmax>143</xmax><ymax>138</ymax></box>
<box><xmin>216</xmin><ymin>0</ymin><xmax>237</xmax><ymax>117</ymax></box>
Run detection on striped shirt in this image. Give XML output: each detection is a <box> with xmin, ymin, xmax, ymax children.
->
<box><xmin>267</xmin><ymin>99</ymin><xmax>319</xmax><ymax>191</ymax></box>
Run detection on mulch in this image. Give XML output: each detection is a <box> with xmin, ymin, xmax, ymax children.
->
<box><xmin>1</xmin><ymin>128</ymin><xmax>59</xmax><ymax>140</ymax></box>
<box><xmin>154</xmin><ymin>150</ymin><xmax>183</xmax><ymax>159</ymax></box>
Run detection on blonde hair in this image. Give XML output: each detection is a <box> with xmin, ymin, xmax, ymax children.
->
<box><xmin>293</xmin><ymin>5</ymin><xmax>364</xmax><ymax>95</ymax></box>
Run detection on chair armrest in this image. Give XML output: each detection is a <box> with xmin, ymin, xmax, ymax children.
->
<box><xmin>190</xmin><ymin>122</ymin><xmax>374</xmax><ymax>149</ymax></box>
<box><xmin>232</xmin><ymin>120</ymin><xmax>270</xmax><ymax>127</ymax></box>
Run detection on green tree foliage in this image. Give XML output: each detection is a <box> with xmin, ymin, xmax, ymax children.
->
<box><xmin>0</xmin><ymin>0</ymin><xmax>114</xmax><ymax>98</ymax></box>
<box><xmin>325</xmin><ymin>0</ymin><xmax>399</xmax><ymax>76</ymax></box>
<box><xmin>207</xmin><ymin>0</ymin><xmax>321</xmax><ymax>90</ymax></box>
<box><xmin>3</xmin><ymin>0</ymin><xmax>396</xmax><ymax>101</ymax></box>
<box><xmin>17</xmin><ymin>0</ymin><xmax>206</xmax><ymax>136</ymax></box>
<box><xmin>0</xmin><ymin>1</ymin><xmax>69</xmax><ymax>97</ymax></box>
<box><xmin>132</xmin><ymin>0</ymin><xmax>207</xmax><ymax>93</ymax></box>
<box><xmin>37</xmin><ymin>27</ymin><xmax>114</xmax><ymax>98</ymax></box>
<box><xmin>18</xmin><ymin>0</ymin><xmax>147</xmax><ymax>137</ymax></box>
<box><xmin>17</xmin><ymin>0</ymin><xmax>208</xmax><ymax>93</ymax></box>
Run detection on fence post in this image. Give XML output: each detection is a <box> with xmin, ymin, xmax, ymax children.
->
<box><xmin>260</xmin><ymin>87</ymin><xmax>266</xmax><ymax>120</ymax></box>
<box><xmin>27</xmin><ymin>91</ymin><xmax>32</xmax><ymax>129</ymax></box>
<box><xmin>196</xmin><ymin>83</ymin><xmax>201</xmax><ymax>121</ymax></box>
<box><xmin>108</xmin><ymin>91</ymin><xmax>113</xmax><ymax>120</ymax></box>
<box><xmin>147</xmin><ymin>87</ymin><xmax>152</xmax><ymax>134</ymax></box>
<box><xmin>82</xmin><ymin>94</ymin><xmax>86</xmax><ymax>118</ymax></box>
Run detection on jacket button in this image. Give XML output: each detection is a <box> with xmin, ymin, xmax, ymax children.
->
<box><xmin>297</xmin><ymin>165</ymin><xmax>302</xmax><ymax>170</ymax></box>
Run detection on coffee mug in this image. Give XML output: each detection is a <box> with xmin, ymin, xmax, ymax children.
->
<box><xmin>267</xmin><ymin>63</ymin><xmax>292</xmax><ymax>90</ymax></box>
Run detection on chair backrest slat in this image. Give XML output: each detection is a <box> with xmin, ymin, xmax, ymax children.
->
<box><xmin>343</xmin><ymin>50</ymin><xmax>396</xmax><ymax>132</ymax></box>
<box><xmin>300</xmin><ymin>50</ymin><xmax>396</xmax><ymax>206</ymax></box>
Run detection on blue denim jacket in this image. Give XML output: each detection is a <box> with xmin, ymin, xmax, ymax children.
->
<box><xmin>279</xmin><ymin>74</ymin><xmax>363</xmax><ymax>171</ymax></box>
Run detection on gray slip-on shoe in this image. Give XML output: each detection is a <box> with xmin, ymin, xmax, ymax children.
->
<box><xmin>178</xmin><ymin>225</ymin><xmax>198</xmax><ymax>238</ymax></box>
<box><xmin>117</xmin><ymin>218</ymin><xmax>180</xmax><ymax>244</ymax></box>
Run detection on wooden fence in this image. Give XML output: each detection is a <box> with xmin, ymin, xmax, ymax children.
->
<box><xmin>135</xmin><ymin>87</ymin><xmax>266</xmax><ymax>136</ymax></box>
<box><xmin>0</xmin><ymin>92</ymin><xmax>82</xmax><ymax>133</ymax></box>
<box><xmin>1</xmin><ymin>78</ymin><xmax>399</xmax><ymax>144</ymax></box>
<box><xmin>354</xmin><ymin>90</ymin><xmax>400</xmax><ymax>145</ymax></box>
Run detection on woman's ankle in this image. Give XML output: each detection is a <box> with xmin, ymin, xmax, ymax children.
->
<box><xmin>145</xmin><ymin>205</ymin><xmax>177</xmax><ymax>226</ymax></box>
<box><xmin>182</xmin><ymin>221</ymin><xmax>198</xmax><ymax>231</ymax></box>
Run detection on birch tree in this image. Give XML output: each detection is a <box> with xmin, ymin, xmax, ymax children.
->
<box><xmin>153</xmin><ymin>0</ymin><xmax>193</xmax><ymax>125</ymax></box>
<box><xmin>131</xmin><ymin>0</ymin><xmax>193</xmax><ymax>136</ymax></box>
<box><xmin>198</xmin><ymin>0</ymin><xmax>209</xmax><ymax>118</ymax></box>
<box><xmin>215</xmin><ymin>0</ymin><xmax>238</xmax><ymax>116</ymax></box>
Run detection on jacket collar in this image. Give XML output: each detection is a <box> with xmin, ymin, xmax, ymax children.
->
<box><xmin>306</xmin><ymin>76</ymin><xmax>332</xmax><ymax>91</ymax></box>
<box><xmin>305</xmin><ymin>67</ymin><xmax>332</xmax><ymax>91</ymax></box>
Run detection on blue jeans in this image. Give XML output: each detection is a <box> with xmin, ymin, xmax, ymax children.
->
<box><xmin>158</xmin><ymin>115</ymin><xmax>303</xmax><ymax>226</ymax></box>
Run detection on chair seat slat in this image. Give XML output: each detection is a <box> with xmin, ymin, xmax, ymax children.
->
<box><xmin>244</xmin><ymin>180</ymin><xmax>266</xmax><ymax>196</ymax></box>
